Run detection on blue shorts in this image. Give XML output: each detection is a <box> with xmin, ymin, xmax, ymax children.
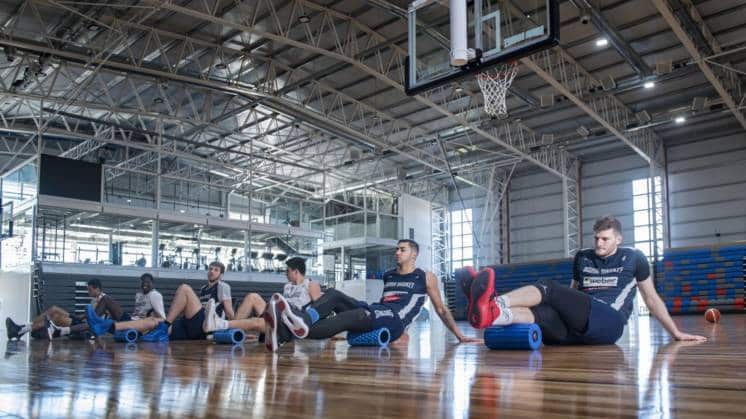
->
<box><xmin>169</xmin><ymin>308</ymin><xmax>206</xmax><ymax>341</ymax></box>
<box><xmin>577</xmin><ymin>298</ymin><xmax>625</xmax><ymax>345</ymax></box>
<box><xmin>362</xmin><ymin>303</ymin><xmax>405</xmax><ymax>342</ymax></box>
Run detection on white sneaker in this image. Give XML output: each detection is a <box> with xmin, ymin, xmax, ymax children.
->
<box><xmin>203</xmin><ymin>299</ymin><xmax>220</xmax><ymax>332</ymax></box>
<box><xmin>45</xmin><ymin>316</ymin><xmax>56</xmax><ymax>340</ymax></box>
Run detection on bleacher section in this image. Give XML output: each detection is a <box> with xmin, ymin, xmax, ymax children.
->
<box><xmin>656</xmin><ymin>243</ymin><xmax>746</xmax><ymax>314</ymax></box>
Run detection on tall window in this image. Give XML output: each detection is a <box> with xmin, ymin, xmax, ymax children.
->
<box><xmin>450</xmin><ymin>208</ymin><xmax>474</xmax><ymax>269</ymax></box>
<box><xmin>632</xmin><ymin>177</ymin><xmax>663</xmax><ymax>261</ymax></box>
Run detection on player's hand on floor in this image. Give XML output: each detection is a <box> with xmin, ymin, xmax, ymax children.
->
<box><xmin>675</xmin><ymin>332</ymin><xmax>707</xmax><ymax>342</ymax></box>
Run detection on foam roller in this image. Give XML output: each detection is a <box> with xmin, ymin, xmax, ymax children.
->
<box><xmin>484</xmin><ymin>324</ymin><xmax>542</xmax><ymax>350</ymax></box>
<box><xmin>347</xmin><ymin>327</ymin><xmax>391</xmax><ymax>347</ymax></box>
<box><xmin>213</xmin><ymin>328</ymin><xmax>246</xmax><ymax>344</ymax></box>
<box><xmin>113</xmin><ymin>329</ymin><xmax>140</xmax><ymax>343</ymax></box>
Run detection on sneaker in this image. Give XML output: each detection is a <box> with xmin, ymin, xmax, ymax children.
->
<box><xmin>262</xmin><ymin>299</ymin><xmax>278</xmax><ymax>352</ymax></box>
<box><xmin>140</xmin><ymin>322</ymin><xmax>169</xmax><ymax>343</ymax></box>
<box><xmin>5</xmin><ymin>317</ymin><xmax>24</xmax><ymax>340</ymax></box>
<box><xmin>468</xmin><ymin>267</ymin><xmax>501</xmax><ymax>329</ymax></box>
<box><xmin>455</xmin><ymin>266</ymin><xmax>478</xmax><ymax>320</ymax></box>
<box><xmin>203</xmin><ymin>299</ymin><xmax>218</xmax><ymax>332</ymax></box>
<box><xmin>275</xmin><ymin>294</ymin><xmax>309</xmax><ymax>339</ymax></box>
<box><xmin>45</xmin><ymin>317</ymin><xmax>57</xmax><ymax>340</ymax></box>
<box><xmin>85</xmin><ymin>305</ymin><xmax>114</xmax><ymax>337</ymax></box>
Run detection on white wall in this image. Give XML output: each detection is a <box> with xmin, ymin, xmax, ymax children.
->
<box><xmin>448</xmin><ymin>134</ymin><xmax>746</xmax><ymax>265</ymax></box>
<box><xmin>0</xmin><ymin>269</ymin><xmax>32</xmax><ymax>332</ymax></box>
<box><xmin>667</xmin><ymin>133</ymin><xmax>746</xmax><ymax>247</ymax></box>
<box><xmin>581</xmin><ymin>154</ymin><xmax>651</xmax><ymax>248</ymax></box>
<box><xmin>508</xmin><ymin>171</ymin><xmax>565</xmax><ymax>262</ymax></box>
<box><xmin>400</xmin><ymin>193</ymin><xmax>432</xmax><ymax>271</ymax></box>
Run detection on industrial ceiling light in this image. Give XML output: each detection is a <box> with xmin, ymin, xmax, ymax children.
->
<box><xmin>153</xmin><ymin>97</ymin><xmax>164</xmax><ymax>104</ymax></box>
<box><xmin>215</xmin><ymin>62</ymin><xmax>227</xmax><ymax>70</ymax></box>
<box><xmin>643</xmin><ymin>81</ymin><xmax>655</xmax><ymax>89</ymax></box>
<box><xmin>595</xmin><ymin>38</ymin><xmax>608</xmax><ymax>47</ymax></box>
<box><xmin>298</xmin><ymin>15</ymin><xmax>311</xmax><ymax>23</ymax></box>
<box><xmin>87</xmin><ymin>23</ymin><xmax>100</xmax><ymax>31</ymax></box>
<box><xmin>674</xmin><ymin>116</ymin><xmax>686</xmax><ymax>124</ymax></box>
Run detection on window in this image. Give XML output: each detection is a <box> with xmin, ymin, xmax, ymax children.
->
<box><xmin>450</xmin><ymin>208</ymin><xmax>474</xmax><ymax>269</ymax></box>
<box><xmin>632</xmin><ymin>177</ymin><xmax>663</xmax><ymax>261</ymax></box>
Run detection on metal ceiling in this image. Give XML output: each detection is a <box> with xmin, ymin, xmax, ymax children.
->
<box><xmin>0</xmin><ymin>0</ymin><xmax>743</xmax><ymax>205</ymax></box>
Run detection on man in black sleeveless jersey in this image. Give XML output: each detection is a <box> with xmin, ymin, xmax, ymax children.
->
<box><xmin>263</xmin><ymin>239</ymin><xmax>482</xmax><ymax>351</ymax></box>
<box><xmin>464</xmin><ymin>216</ymin><xmax>706</xmax><ymax>345</ymax></box>
<box><xmin>86</xmin><ymin>261</ymin><xmax>232</xmax><ymax>341</ymax></box>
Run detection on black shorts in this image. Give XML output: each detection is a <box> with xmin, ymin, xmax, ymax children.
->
<box><xmin>363</xmin><ymin>303</ymin><xmax>405</xmax><ymax>341</ymax></box>
<box><xmin>169</xmin><ymin>308</ymin><xmax>206</xmax><ymax>341</ymax></box>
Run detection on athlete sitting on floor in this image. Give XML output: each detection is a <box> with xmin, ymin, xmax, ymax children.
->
<box><xmin>263</xmin><ymin>239</ymin><xmax>481</xmax><ymax>351</ymax></box>
<box><xmin>460</xmin><ymin>215</ymin><xmax>706</xmax><ymax>345</ymax></box>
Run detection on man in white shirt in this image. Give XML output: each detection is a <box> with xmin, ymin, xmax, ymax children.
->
<box><xmin>203</xmin><ymin>257</ymin><xmax>320</xmax><ymax>333</ymax></box>
<box><xmin>132</xmin><ymin>274</ymin><xmax>166</xmax><ymax>320</ymax></box>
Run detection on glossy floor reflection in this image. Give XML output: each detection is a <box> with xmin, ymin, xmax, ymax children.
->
<box><xmin>1</xmin><ymin>315</ymin><xmax>743</xmax><ymax>418</ymax></box>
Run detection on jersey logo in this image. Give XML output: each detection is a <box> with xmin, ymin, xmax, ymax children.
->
<box><xmin>583</xmin><ymin>276</ymin><xmax>618</xmax><ymax>287</ymax></box>
<box><xmin>383</xmin><ymin>295</ymin><xmax>401</xmax><ymax>303</ymax></box>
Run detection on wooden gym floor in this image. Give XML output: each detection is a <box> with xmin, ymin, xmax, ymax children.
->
<box><xmin>0</xmin><ymin>315</ymin><xmax>743</xmax><ymax>418</ymax></box>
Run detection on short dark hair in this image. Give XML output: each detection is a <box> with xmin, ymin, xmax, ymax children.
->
<box><xmin>209</xmin><ymin>261</ymin><xmax>225</xmax><ymax>274</ymax></box>
<box><xmin>285</xmin><ymin>257</ymin><xmax>306</xmax><ymax>275</ymax></box>
<box><xmin>140</xmin><ymin>273</ymin><xmax>154</xmax><ymax>283</ymax></box>
<box><xmin>593</xmin><ymin>215</ymin><xmax>622</xmax><ymax>235</ymax></box>
<box><xmin>87</xmin><ymin>278</ymin><xmax>102</xmax><ymax>290</ymax></box>
<box><xmin>397</xmin><ymin>239</ymin><xmax>419</xmax><ymax>254</ymax></box>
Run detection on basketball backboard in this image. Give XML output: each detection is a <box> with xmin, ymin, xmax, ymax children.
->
<box><xmin>406</xmin><ymin>0</ymin><xmax>559</xmax><ymax>95</ymax></box>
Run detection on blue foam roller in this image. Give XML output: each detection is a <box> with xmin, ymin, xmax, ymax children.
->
<box><xmin>484</xmin><ymin>324</ymin><xmax>542</xmax><ymax>350</ymax></box>
<box><xmin>113</xmin><ymin>329</ymin><xmax>139</xmax><ymax>343</ymax></box>
<box><xmin>213</xmin><ymin>328</ymin><xmax>246</xmax><ymax>344</ymax></box>
<box><xmin>347</xmin><ymin>327</ymin><xmax>391</xmax><ymax>347</ymax></box>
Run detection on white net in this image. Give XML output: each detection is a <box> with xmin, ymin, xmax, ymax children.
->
<box><xmin>476</xmin><ymin>61</ymin><xmax>519</xmax><ymax>117</ymax></box>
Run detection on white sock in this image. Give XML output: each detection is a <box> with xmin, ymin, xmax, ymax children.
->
<box><xmin>59</xmin><ymin>326</ymin><xmax>71</xmax><ymax>336</ymax></box>
<box><xmin>216</xmin><ymin>317</ymin><xmax>229</xmax><ymax>330</ymax></box>
<box><xmin>491</xmin><ymin>306</ymin><xmax>514</xmax><ymax>326</ymax></box>
<box><xmin>496</xmin><ymin>295</ymin><xmax>510</xmax><ymax>309</ymax></box>
<box><xmin>20</xmin><ymin>325</ymin><xmax>31</xmax><ymax>334</ymax></box>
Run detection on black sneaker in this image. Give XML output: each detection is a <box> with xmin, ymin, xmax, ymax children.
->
<box><xmin>5</xmin><ymin>318</ymin><xmax>24</xmax><ymax>340</ymax></box>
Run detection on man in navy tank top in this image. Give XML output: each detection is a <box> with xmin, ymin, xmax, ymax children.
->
<box><xmin>461</xmin><ymin>216</ymin><xmax>706</xmax><ymax>345</ymax></box>
<box><xmin>263</xmin><ymin>239</ymin><xmax>482</xmax><ymax>351</ymax></box>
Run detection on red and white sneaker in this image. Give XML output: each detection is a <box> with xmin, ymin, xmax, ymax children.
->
<box><xmin>455</xmin><ymin>266</ymin><xmax>478</xmax><ymax>318</ymax></box>
<box><xmin>261</xmin><ymin>298</ymin><xmax>280</xmax><ymax>352</ymax></box>
<box><xmin>468</xmin><ymin>267</ymin><xmax>501</xmax><ymax>329</ymax></box>
<box><xmin>274</xmin><ymin>294</ymin><xmax>309</xmax><ymax>338</ymax></box>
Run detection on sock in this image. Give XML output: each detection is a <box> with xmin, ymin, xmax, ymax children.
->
<box><xmin>216</xmin><ymin>317</ymin><xmax>229</xmax><ymax>330</ymax></box>
<box><xmin>59</xmin><ymin>326</ymin><xmax>71</xmax><ymax>336</ymax></box>
<box><xmin>496</xmin><ymin>295</ymin><xmax>510</xmax><ymax>309</ymax></box>
<box><xmin>491</xmin><ymin>306</ymin><xmax>514</xmax><ymax>326</ymax></box>
<box><xmin>20</xmin><ymin>325</ymin><xmax>31</xmax><ymax>334</ymax></box>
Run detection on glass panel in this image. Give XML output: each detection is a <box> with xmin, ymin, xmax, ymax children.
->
<box><xmin>632</xmin><ymin>178</ymin><xmax>648</xmax><ymax>195</ymax></box>
<box><xmin>452</xmin><ymin>223</ymin><xmax>462</xmax><ymax>236</ymax></box>
<box><xmin>463</xmin><ymin>247</ymin><xmax>473</xmax><ymax>260</ymax></box>
<box><xmin>462</xmin><ymin>223</ymin><xmax>472</xmax><ymax>236</ymax></box>
<box><xmin>451</xmin><ymin>211</ymin><xmax>462</xmax><ymax>224</ymax></box>
<box><xmin>633</xmin><ymin>210</ymin><xmax>650</xmax><ymax>227</ymax></box>
<box><xmin>452</xmin><ymin>248</ymin><xmax>463</xmax><ymax>260</ymax></box>
<box><xmin>634</xmin><ymin>226</ymin><xmax>650</xmax><ymax>242</ymax></box>
<box><xmin>452</xmin><ymin>235</ymin><xmax>463</xmax><ymax>248</ymax></box>
<box><xmin>633</xmin><ymin>195</ymin><xmax>649</xmax><ymax>211</ymax></box>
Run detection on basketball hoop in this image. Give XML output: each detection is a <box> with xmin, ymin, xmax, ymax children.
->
<box><xmin>477</xmin><ymin>61</ymin><xmax>519</xmax><ymax>118</ymax></box>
